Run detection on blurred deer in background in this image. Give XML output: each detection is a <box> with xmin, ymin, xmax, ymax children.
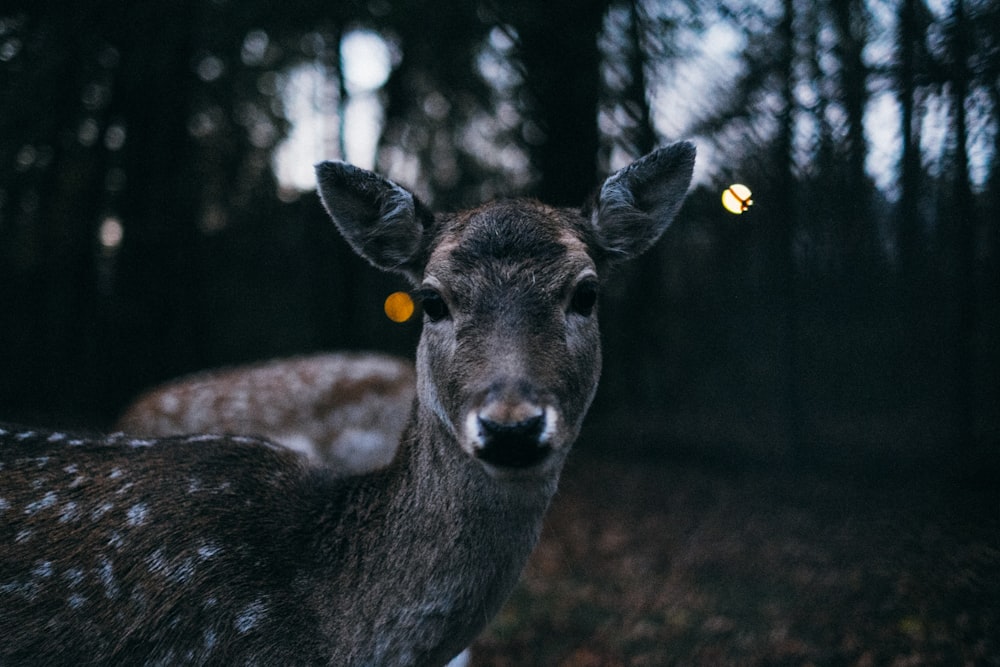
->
<box><xmin>0</xmin><ymin>142</ymin><xmax>694</xmax><ymax>665</ymax></box>
<box><xmin>115</xmin><ymin>352</ymin><xmax>415</xmax><ymax>475</ymax></box>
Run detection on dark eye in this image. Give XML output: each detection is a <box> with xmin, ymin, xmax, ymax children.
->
<box><xmin>569</xmin><ymin>280</ymin><xmax>598</xmax><ymax>317</ymax></box>
<box><xmin>417</xmin><ymin>288</ymin><xmax>450</xmax><ymax>322</ymax></box>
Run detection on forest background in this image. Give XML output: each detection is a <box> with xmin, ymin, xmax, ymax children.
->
<box><xmin>1</xmin><ymin>0</ymin><xmax>997</xmax><ymax>477</ymax></box>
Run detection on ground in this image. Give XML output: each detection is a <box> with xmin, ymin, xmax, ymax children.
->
<box><xmin>469</xmin><ymin>452</ymin><xmax>999</xmax><ymax>666</ymax></box>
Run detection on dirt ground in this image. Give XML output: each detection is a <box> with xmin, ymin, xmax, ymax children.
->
<box><xmin>468</xmin><ymin>452</ymin><xmax>1000</xmax><ymax>666</ymax></box>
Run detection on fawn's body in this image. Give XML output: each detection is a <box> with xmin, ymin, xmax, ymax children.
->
<box><xmin>0</xmin><ymin>142</ymin><xmax>695</xmax><ymax>665</ymax></box>
<box><xmin>0</xmin><ymin>425</ymin><xmax>534</xmax><ymax>664</ymax></box>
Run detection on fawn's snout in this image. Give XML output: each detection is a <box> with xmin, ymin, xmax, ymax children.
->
<box><xmin>464</xmin><ymin>380</ymin><xmax>559</xmax><ymax>470</ymax></box>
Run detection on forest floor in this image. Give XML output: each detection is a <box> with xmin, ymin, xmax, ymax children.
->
<box><xmin>468</xmin><ymin>451</ymin><xmax>999</xmax><ymax>666</ymax></box>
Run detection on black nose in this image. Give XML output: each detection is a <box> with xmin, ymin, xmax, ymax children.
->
<box><xmin>475</xmin><ymin>413</ymin><xmax>550</xmax><ymax>468</ymax></box>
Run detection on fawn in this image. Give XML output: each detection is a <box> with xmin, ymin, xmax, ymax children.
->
<box><xmin>0</xmin><ymin>142</ymin><xmax>695</xmax><ymax>665</ymax></box>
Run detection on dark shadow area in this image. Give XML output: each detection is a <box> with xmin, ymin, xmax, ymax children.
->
<box><xmin>471</xmin><ymin>450</ymin><xmax>999</xmax><ymax>665</ymax></box>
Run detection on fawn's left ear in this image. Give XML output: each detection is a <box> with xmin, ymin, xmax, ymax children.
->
<box><xmin>590</xmin><ymin>141</ymin><xmax>696</xmax><ymax>262</ymax></box>
<box><xmin>315</xmin><ymin>161</ymin><xmax>433</xmax><ymax>283</ymax></box>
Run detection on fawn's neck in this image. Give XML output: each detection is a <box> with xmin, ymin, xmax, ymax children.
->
<box><xmin>310</xmin><ymin>404</ymin><xmax>559</xmax><ymax>665</ymax></box>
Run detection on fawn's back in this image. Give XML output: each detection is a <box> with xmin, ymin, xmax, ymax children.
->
<box><xmin>0</xmin><ymin>428</ymin><xmax>321</xmax><ymax>663</ymax></box>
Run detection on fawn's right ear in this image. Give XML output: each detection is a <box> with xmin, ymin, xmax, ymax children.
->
<box><xmin>315</xmin><ymin>161</ymin><xmax>432</xmax><ymax>283</ymax></box>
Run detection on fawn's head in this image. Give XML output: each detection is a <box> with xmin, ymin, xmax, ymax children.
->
<box><xmin>316</xmin><ymin>143</ymin><xmax>695</xmax><ymax>478</ymax></box>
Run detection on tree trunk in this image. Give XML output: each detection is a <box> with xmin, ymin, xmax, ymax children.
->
<box><xmin>896</xmin><ymin>0</ymin><xmax>921</xmax><ymax>280</ymax></box>
<box><xmin>948</xmin><ymin>0</ymin><xmax>976</xmax><ymax>458</ymax></box>
<box><xmin>776</xmin><ymin>0</ymin><xmax>804</xmax><ymax>461</ymax></box>
<box><xmin>830</xmin><ymin>0</ymin><xmax>872</xmax><ymax>271</ymax></box>
<box><xmin>509</xmin><ymin>0</ymin><xmax>609</xmax><ymax>205</ymax></box>
<box><xmin>623</xmin><ymin>0</ymin><xmax>656</xmax><ymax>158</ymax></box>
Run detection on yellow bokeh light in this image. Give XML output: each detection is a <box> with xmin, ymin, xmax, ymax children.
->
<box><xmin>384</xmin><ymin>291</ymin><xmax>415</xmax><ymax>323</ymax></box>
<box><xmin>722</xmin><ymin>183</ymin><xmax>753</xmax><ymax>214</ymax></box>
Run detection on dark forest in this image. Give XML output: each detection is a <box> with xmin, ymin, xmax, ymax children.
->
<box><xmin>2</xmin><ymin>0</ymin><xmax>996</xmax><ymax>471</ymax></box>
<box><xmin>1</xmin><ymin>2</ymin><xmax>998</xmax><ymax>662</ymax></box>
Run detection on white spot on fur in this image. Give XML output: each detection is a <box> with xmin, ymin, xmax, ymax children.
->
<box><xmin>0</xmin><ymin>580</ymin><xmax>37</xmax><ymax>601</ymax></box>
<box><xmin>197</xmin><ymin>542</ymin><xmax>222</xmax><ymax>560</ymax></box>
<box><xmin>108</xmin><ymin>468</ymin><xmax>123</xmax><ymax>479</ymax></box>
<box><xmin>24</xmin><ymin>491</ymin><xmax>57</xmax><ymax>515</ymax></box>
<box><xmin>169</xmin><ymin>557</ymin><xmax>196</xmax><ymax>584</ymax></box>
<box><xmin>96</xmin><ymin>557</ymin><xmax>118</xmax><ymax>599</ymax></box>
<box><xmin>59</xmin><ymin>501</ymin><xmax>80</xmax><ymax>523</ymax></box>
<box><xmin>184</xmin><ymin>434</ymin><xmax>220</xmax><ymax>444</ymax></box>
<box><xmin>31</xmin><ymin>561</ymin><xmax>53</xmax><ymax>579</ymax></box>
<box><xmin>15</xmin><ymin>529</ymin><xmax>32</xmax><ymax>543</ymax></box>
<box><xmin>0</xmin><ymin>497</ymin><xmax>9</xmax><ymax>513</ymax></box>
<box><xmin>126</xmin><ymin>503</ymin><xmax>149</xmax><ymax>527</ymax></box>
<box><xmin>68</xmin><ymin>593</ymin><xmax>87</xmax><ymax>609</ymax></box>
<box><xmin>234</xmin><ymin>599</ymin><xmax>268</xmax><ymax>634</ymax></box>
<box><xmin>47</xmin><ymin>432</ymin><xmax>66</xmax><ymax>443</ymax></box>
<box><xmin>329</xmin><ymin>429</ymin><xmax>398</xmax><ymax>473</ymax></box>
<box><xmin>91</xmin><ymin>502</ymin><xmax>114</xmax><ymax>521</ymax></box>
<box><xmin>160</xmin><ymin>393</ymin><xmax>181</xmax><ymax>413</ymax></box>
<box><xmin>63</xmin><ymin>567</ymin><xmax>85</xmax><ymax>587</ymax></box>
